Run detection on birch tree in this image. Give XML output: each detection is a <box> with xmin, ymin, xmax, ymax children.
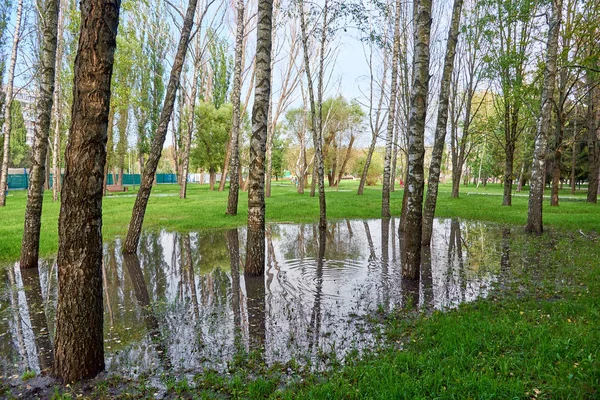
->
<box><xmin>422</xmin><ymin>0</ymin><xmax>464</xmax><ymax>245</ymax></box>
<box><xmin>226</xmin><ymin>0</ymin><xmax>245</xmax><ymax>214</ymax></box>
<box><xmin>19</xmin><ymin>0</ymin><xmax>60</xmax><ymax>269</ymax></box>
<box><xmin>245</xmin><ymin>0</ymin><xmax>273</xmax><ymax>275</ymax></box>
<box><xmin>0</xmin><ymin>0</ymin><xmax>24</xmax><ymax>206</ymax></box>
<box><xmin>402</xmin><ymin>0</ymin><xmax>432</xmax><ymax>280</ymax></box>
<box><xmin>525</xmin><ymin>0</ymin><xmax>562</xmax><ymax>234</ymax></box>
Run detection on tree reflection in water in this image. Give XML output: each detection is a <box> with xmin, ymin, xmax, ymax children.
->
<box><xmin>0</xmin><ymin>219</ymin><xmax>514</xmax><ymax>376</ymax></box>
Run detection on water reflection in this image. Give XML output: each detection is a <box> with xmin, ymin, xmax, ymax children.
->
<box><xmin>1</xmin><ymin>219</ymin><xmax>511</xmax><ymax>378</ymax></box>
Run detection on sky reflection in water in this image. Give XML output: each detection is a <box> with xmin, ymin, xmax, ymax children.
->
<box><xmin>0</xmin><ymin>218</ymin><xmax>509</xmax><ymax>377</ymax></box>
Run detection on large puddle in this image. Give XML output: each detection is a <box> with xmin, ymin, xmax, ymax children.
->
<box><xmin>0</xmin><ymin>218</ymin><xmax>511</xmax><ymax>378</ymax></box>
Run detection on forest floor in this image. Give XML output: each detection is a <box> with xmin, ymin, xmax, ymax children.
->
<box><xmin>1</xmin><ymin>181</ymin><xmax>599</xmax><ymax>399</ymax></box>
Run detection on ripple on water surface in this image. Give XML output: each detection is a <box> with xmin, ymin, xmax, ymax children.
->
<box><xmin>1</xmin><ymin>218</ymin><xmax>512</xmax><ymax>378</ymax></box>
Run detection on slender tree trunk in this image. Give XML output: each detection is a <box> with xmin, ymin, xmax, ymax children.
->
<box><xmin>402</xmin><ymin>0</ymin><xmax>432</xmax><ymax>279</ymax></box>
<box><xmin>571</xmin><ymin>121</ymin><xmax>577</xmax><ymax>194</ymax></box>
<box><xmin>52</xmin><ymin>0</ymin><xmax>120</xmax><ymax>382</ymax></box>
<box><xmin>587</xmin><ymin>72</ymin><xmax>600</xmax><ymax>203</ymax></box>
<box><xmin>381</xmin><ymin>0</ymin><xmax>402</xmax><ymax>217</ymax></box>
<box><xmin>20</xmin><ymin>0</ymin><xmax>60</xmax><ymax>269</ymax></box>
<box><xmin>422</xmin><ymin>0</ymin><xmax>463</xmax><ymax>245</ymax></box>
<box><xmin>226</xmin><ymin>0</ymin><xmax>245</xmax><ymax>214</ymax></box>
<box><xmin>336</xmin><ymin>135</ymin><xmax>354</xmax><ymax>189</ymax></box>
<box><xmin>298</xmin><ymin>0</ymin><xmax>327</xmax><ymax>229</ymax></box>
<box><xmin>391</xmin><ymin>122</ymin><xmax>399</xmax><ymax>192</ymax></box>
<box><xmin>525</xmin><ymin>0</ymin><xmax>562</xmax><ymax>234</ymax></box>
<box><xmin>180</xmin><ymin>10</ymin><xmax>203</xmax><ymax>200</ymax></box>
<box><xmin>124</xmin><ymin>0</ymin><xmax>198</xmax><ymax>253</ymax></box>
<box><xmin>245</xmin><ymin>0</ymin><xmax>273</xmax><ymax>275</ymax></box>
<box><xmin>265</xmin><ymin>104</ymin><xmax>274</xmax><ymax>196</ymax></box>
<box><xmin>502</xmin><ymin>141</ymin><xmax>515</xmax><ymax>206</ymax></box>
<box><xmin>358</xmin><ymin>134</ymin><xmax>377</xmax><ymax>195</ymax></box>
<box><xmin>0</xmin><ymin>0</ymin><xmax>23</xmax><ymax>206</ymax></box>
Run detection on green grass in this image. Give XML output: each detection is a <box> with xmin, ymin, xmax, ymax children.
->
<box><xmin>0</xmin><ymin>180</ymin><xmax>597</xmax><ymax>263</ymax></box>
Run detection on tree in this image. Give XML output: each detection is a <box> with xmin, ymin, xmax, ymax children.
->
<box><xmin>525</xmin><ymin>0</ymin><xmax>562</xmax><ymax>234</ymax></box>
<box><xmin>124</xmin><ymin>0</ymin><xmax>199</xmax><ymax>254</ymax></box>
<box><xmin>298</xmin><ymin>0</ymin><xmax>327</xmax><ymax>230</ymax></box>
<box><xmin>52</xmin><ymin>0</ymin><xmax>120</xmax><ymax>382</ymax></box>
<box><xmin>191</xmin><ymin>101</ymin><xmax>232</xmax><ymax>189</ymax></box>
<box><xmin>403</xmin><ymin>0</ymin><xmax>432</xmax><ymax>280</ymax></box>
<box><xmin>20</xmin><ymin>0</ymin><xmax>60</xmax><ymax>269</ymax></box>
<box><xmin>51</xmin><ymin>0</ymin><xmax>66</xmax><ymax>202</ymax></box>
<box><xmin>483</xmin><ymin>0</ymin><xmax>538</xmax><ymax>206</ymax></box>
<box><xmin>0</xmin><ymin>0</ymin><xmax>23</xmax><ymax>206</ymax></box>
<box><xmin>450</xmin><ymin>0</ymin><xmax>486</xmax><ymax>198</ymax></box>
<box><xmin>422</xmin><ymin>0</ymin><xmax>464</xmax><ymax>245</ymax></box>
<box><xmin>245</xmin><ymin>0</ymin><xmax>273</xmax><ymax>275</ymax></box>
<box><xmin>381</xmin><ymin>0</ymin><xmax>401</xmax><ymax>218</ymax></box>
<box><xmin>226</xmin><ymin>0</ymin><xmax>245</xmax><ymax>214</ymax></box>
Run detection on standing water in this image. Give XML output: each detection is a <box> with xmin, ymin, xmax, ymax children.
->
<box><xmin>0</xmin><ymin>218</ymin><xmax>510</xmax><ymax>378</ymax></box>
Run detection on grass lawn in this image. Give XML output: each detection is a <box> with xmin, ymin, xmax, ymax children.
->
<box><xmin>1</xmin><ymin>180</ymin><xmax>599</xmax><ymax>399</ymax></box>
<box><xmin>0</xmin><ymin>180</ymin><xmax>598</xmax><ymax>263</ymax></box>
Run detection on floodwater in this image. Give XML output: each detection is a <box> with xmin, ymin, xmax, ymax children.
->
<box><xmin>0</xmin><ymin>218</ymin><xmax>511</xmax><ymax>378</ymax></box>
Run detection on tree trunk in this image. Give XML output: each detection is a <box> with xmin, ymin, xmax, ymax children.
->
<box><xmin>525</xmin><ymin>0</ymin><xmax>562</xmax><ymax>234</ymax></box>
<box><xmin>180</xmin><ymin>11</ymin><xmax>203</xmax><ymax>200</ymax></box>
<box><xmin>116</xmin><ymin>107</ymin><xmax>128</xmax><ymax>186</ymax></box>
<box><xmin>52</xmin><ymin>93</ymin><xmax>62</xmax><ymax>202</ymax></box>
<box><xmin>298</xmin><ymin>0</ymin><xmax>327</xmax><ymax>229</ymax></box>
<box><xmin>358</xmin><ymin>133</ymin><xmax>377</xmax><ymax>195</ymax></box>
<box><xmin>124</xmin><ymin>0</ymin><xmax>198</xmax><ymax>254</ymax></box>
<box><xmin>265</xmin><ymin>98</ymin><xmax>274</xmax><ymax>197</ymax></box>
<box><xmin>226</xmin><ymin>0</ymin><xmax>245</xmax><ymax>214</ymax></box>
<box><xmin>52</xmin><ymin>0</ymin><xmax>120</xmax><ymax>382</ymax></box>
<box><xmin>502</xmin><ymin>142</ymin><xmax>514</xmax><ymax>206</ymax></box>
<box><xmin>245</xmin><ymin>0</ymin><xmax>273</xmax><ymax>276</ymax></box>
<box><xmin>20</xmin><ymin>0</ymin><xmax>60</xmax><ymax>269</ymax></box>
<box><xmin>587</xmin><ymin>72</ymin><xmax>600</xmax><ymax>203</ymax></box>
<box><xmin>402</xmin><ymin>0</ymin><xmax>432</xmax><ymax>280</ymax></box>
<box><xmin>571</xmin><ymin>122</ymin><xmax>577</xmax><ymax>194</ymax></box>
<box><xmin>422</xmin><ymin>0</ymin><xmax>463</xmax><ymax>245</ymax></box>
<box><xmin>0</xmin><ymin>0</ymin><xmax>23</xmax><ymax>207</ymax></box>
<box><xmin>336</xmin><ymin>135</ymin><xmax>355</xmax><ymax>189</ymax></box>
<box><xmin>381</xmin><ymin>0</ymin><xmax>402</xmax><ymax>217</ymax></box>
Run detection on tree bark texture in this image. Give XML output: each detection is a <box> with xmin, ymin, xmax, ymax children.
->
<box><xmin>525</xmin><ymin>0</ymin><xmax>561</xmax><ymax>234</ymax></box>
<box><xmin>402</xmin><ymin>0</ymin><xmax>432</xmax><ymax>280</ymax></box>
<box><xmin>52</xmin><ymin>0</ymin><xmax>120</xmax><ymax>382</ymax></box>
<box><xmin>381</xmin><ymin>0</ymin><xmax>402</xmax><ymax>217</ymax></box>
<box><xmin>124</xmin><ymin>0</ymin><xmax>198</xmax><ymax>253</ymax></box>
<box><xmin>0</xmin><ymin>0</ymin><xmax>23</xmax><ymax>207</ymax></box>
<box><xmin>245</xmin><ymin>0</ymin><xmax>272</xmax><ymax>276</ymax></box>
<box><xmin>226</xmin><ymin>0</ymin><xmax>245</xmax><ymax>215</ymax></box>
<box><xmin>422</xmin><ymin>0</ymin><xmax>463</xmax><ymax>245</ymax></box>
<box><xmin>20</xmin><ymin>0</ymin><xmax>60</xmax><ymax>269</ymax></box>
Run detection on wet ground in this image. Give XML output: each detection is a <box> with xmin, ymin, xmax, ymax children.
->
<box><xmin>1</xmin><ymin>218</ymin><xmax>510</xmax><ymax>381</ymax></box>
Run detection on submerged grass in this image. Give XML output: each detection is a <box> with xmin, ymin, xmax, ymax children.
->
<box><xmin>0</xmin><ymin>181</ymin><xmax>597</xmax><ymax>262</ymax></box>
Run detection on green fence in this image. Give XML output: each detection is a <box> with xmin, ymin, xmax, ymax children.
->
<box><xmin>7</xmin><ymin>173</ymin><xmax>178</xmax><ymax>190</ymax></box>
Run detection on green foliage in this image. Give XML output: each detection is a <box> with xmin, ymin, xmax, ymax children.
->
<box><xmin>208</xmin><ymin>29</ymin><xmax>232</xmax><ymax>110</ymax></box>
<box><xmin>191</xmin><ymin>101</ymin><xmax>233</xmax><ymax>173</ymax></box>
<box><xmin>8</xmin><ymin>101</ymin><xmax>30</xmax><ymax>168</ymax></box>
<box><xmin>353</xmin><ymin>150</ymin><xmax>383</xmax><ymax>185</ymax></box>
